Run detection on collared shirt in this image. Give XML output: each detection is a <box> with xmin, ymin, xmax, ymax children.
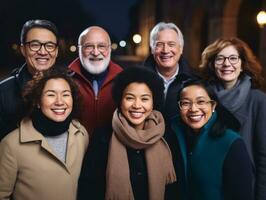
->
<box><xmin>156</xmin><ymin>65</ymin><xmax>179</xmax><ymax>98</ymax></box>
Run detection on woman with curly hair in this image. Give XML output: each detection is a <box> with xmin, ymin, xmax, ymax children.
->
<box><xmin>198</xmin><ymin>37</ymin><xmax>266</xmax><ymax>200</ymax></box>
<box><xmin>0</xmin><ymin>68</ymin><xmax>89</xmax><ymax>200</ymax></box>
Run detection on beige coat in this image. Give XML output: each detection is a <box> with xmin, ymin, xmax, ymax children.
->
<box><xmin>0</xmin><ymin>118</ymin><xmax>89</xmax><ymax>200</ymax></box>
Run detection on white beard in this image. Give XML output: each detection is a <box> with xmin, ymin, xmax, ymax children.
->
<box><xmin>80</xmin><ymin>51</ymin><xmax>110</xmax><ymax>75</ymax></box>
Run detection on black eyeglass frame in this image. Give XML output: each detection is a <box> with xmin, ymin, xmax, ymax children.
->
<box><xmin>24</xmin><ymin>40</ymin><xmax>58</xmax><ymax>52</ymax></box>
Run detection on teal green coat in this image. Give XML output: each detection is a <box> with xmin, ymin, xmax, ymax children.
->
<box><xmin>171</xmin><ymin>112</ymin><xmax>240</xmax><ymax>200</ymax></box>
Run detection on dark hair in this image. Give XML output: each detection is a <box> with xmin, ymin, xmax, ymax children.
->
<box><xmin>22</xmin><ymin>67</ymin><xmax>80</xmax><ymax>118</ymax></box>
<box><xmin>178</xmin><ymin>79</ymin><xmax>240</xmax><ymax>137</ymax></box>
<box><xmin>112</xmin><ymin>66</ymin><xmax>164</xmax><ymax>111</ymax></box>
<box><xmin>20</xmin><ymin>19</ymin><xmax>59</xmax><ymax>44</ymax></box>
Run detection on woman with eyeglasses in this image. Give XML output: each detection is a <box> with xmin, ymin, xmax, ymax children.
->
<box><xmin>198</xmin><ymin>37</ymin><xmax>266</xmax><ymax>200</ymax></box>
<box><xmin>166</xmin><ymin>79</ymin><xmax>253</xmax><ymax>200</ymax></box>
<box><xmin>0</xmin><ymin>68</ymin><xmax>89</xmax><ymax>200</ymax></box>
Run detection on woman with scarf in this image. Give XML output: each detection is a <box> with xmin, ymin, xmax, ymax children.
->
<box><xmin>198</xmin><ymin>37</ymin><xmax>266</xmax><ymax>200</ymax></box>
<box><xmin>105</xmin><ymin>66</ymin><xmax>176</xmax><ymax>200</ymax></box>
<box><xmin>0</xmin><ymin>68</ymin><xmax>89</xmax><ymax>200</ymax></box>
<box><xmin>167</xmin><ymin>79</ymin><xmax>253</xmax><ymax>200</ymax></box>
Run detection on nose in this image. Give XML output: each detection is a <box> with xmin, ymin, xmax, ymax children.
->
<box><xmin>38</xmin><ymin>44</ymin><xmax>48</xmax><ymax>55</ymax></box>
<box><xmin>223</xmin><ymin>57</ymin><xmax>231</xmax><ymax>66</ymax></box>
<box><xmin>162</xmin><ymin>44</ymin><xmax>170</xmax><ymax>53</ymax></box>
<box><xmin>132</xmin><ymin>99</ymin><xmax>141</xmax><ymax>108</ymax></box>
<box><xmin>91</xmin><ymin>46</ymin><xmax>100</xmax><ymax>56</ymax></box>
<box><xmin>55</xmin><ymin>95</ymin><xmax>64</xmax><ymax>105</ymax></box>
<box><xmin>189</xmin><ymin>102</ymin><xmax>198</xmax><ymax>111</ymax></box>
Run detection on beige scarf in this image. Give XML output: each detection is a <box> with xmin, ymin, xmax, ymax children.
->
<box><xmin>105</xmin><ymin>110</ymin><xmax>176</xmax><ymax>200</ymax></box>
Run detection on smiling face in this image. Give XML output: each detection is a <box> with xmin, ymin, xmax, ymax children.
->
<box><xmin>121</xmin><ymin>82</ymin><xmax>153</xmax><ymax>130</ymax></box>
<box><xmin>40</xmin><ymin>78</ymin><xmax>73</xmax><ymax>122</ymax></box>
<box><xmin>179</xmin><ymin>85</ymin><xmax>216</xmax><ymax>133</ymax></box>
<box><xmin>152</xmin><ymin>28</ymin><xmax>183</xmax><ymax>76</ymax></box>
<box><xmin>79</xmin><ymin>27</ymin><xmax>111</xmax><ymax>75</ymax></box>
<box><xmin>214</xmin><ymin>45</ymin><xmax>242</xmax><ymax>89</ymax></box>
<box><xmin>20</xmin><ymin>28</ymin><xmax>58</xmax><ymax>75</ymax></box>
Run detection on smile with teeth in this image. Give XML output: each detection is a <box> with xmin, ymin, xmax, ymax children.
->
<box><xmin>160</xmin><ymin>55</ymin><xmax>172</xmax><ymax>61</ymax></box>
<box><xmin>129</xmin><ymin>111</ymin><xmax>144</xmax><ymax>119</ymax></box>
<box><xmin>188</xmin><ymin>114</ymin><xmax>204</xmax><ymax>122</ymax></box>
<box><xmin>220</xmin><ymin>69</ymin><xmax>234</xmax><ymax>74</ymax></box>
<box><xmin>36</xmin><ymin>58</ymin><xmax>49</xmax><ymax>64</ymax></box>
<box><xmin>51</xmin><ymin>108</ymin><xmax>67</xmax><ymax>115</ymax></box>
<box><xmin>89</xmin><ymin>57</ymin><xmax>104</xmax><ymax>62</ymax></box>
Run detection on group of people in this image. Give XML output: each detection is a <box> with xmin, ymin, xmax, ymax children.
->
<box><xmin>0</xmin><ymin>19</ymin><xmax>265</xmax><ymax>200</ymax></box>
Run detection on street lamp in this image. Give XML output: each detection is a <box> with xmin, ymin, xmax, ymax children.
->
<box><xmin>257</xmin><ymin>11</ymin><xmax>266</xmax><ymax>28</ymax></box>
<box><xmin>132</xmin><ymin>34</ymin><xmax>142</xmax><ymax>44</ymax></box>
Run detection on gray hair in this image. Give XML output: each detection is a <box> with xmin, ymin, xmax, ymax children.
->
<box><xmin>149</xmin><ymin>22</ymin><xmax>184</xmax><ymax>53</ymax></box>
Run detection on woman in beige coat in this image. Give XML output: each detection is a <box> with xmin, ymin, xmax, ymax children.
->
<box><xmin>0</xmin><ymin>68</ymin><xmax>89</xmax><ymax>200</ymax></box>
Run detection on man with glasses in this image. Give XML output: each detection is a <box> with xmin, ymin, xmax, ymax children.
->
<box><xmin>144</xmin><ymin>22</ymin><xmax>197</xmax><ymax>126</ymax></box>
<box><xmin>0</xmin><ymin>19</ymin><xmax>59</xmax><ymax>140</ymax></box>
<box><xmin>69</xmin><ymin>26</ymin><xmax>123</xmax><ymax>200</ymax></box>
<box><xmin>68</xmin><ymin>26</ymin><xmax>123</xmax><ymax>135</ymax></box>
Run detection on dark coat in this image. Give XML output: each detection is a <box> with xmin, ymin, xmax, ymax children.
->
<box><xmin>226</xmin><ymin>89</ymin><xmax>266</xmax><ymax>200</ymax></box>
<box><xmin>143</xmin><ymin>55</ymin><xmax>198</xmax><ymax>126</ymax></box>
<box><xmin>78</xmin><ymin>125</ymin><xmax>175</xmax><ymax>200</ymax></box>
<box><xmin>0</xmin><ymin>64</ymin><xmax>32</xmax><ymax>140</ymax></box>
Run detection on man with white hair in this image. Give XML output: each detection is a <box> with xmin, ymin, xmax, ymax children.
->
<box><xmin>69</xmin><ymin>26</ymin><xmax>123</xmax><ymax>200</ymax></box>
<box><xmin>144</xmin><ymin>22</ymin><xmax>197</xmax><ymax>125</ymax></box>
<box><xmin>68</xmin><ymin>26</ymin><xmax>123</xmax><ymax>135</ymax></box>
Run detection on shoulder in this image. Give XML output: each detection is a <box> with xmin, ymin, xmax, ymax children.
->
<box><xmin>0</xmin><ymin>65</ymin><xmax>27</xmax><ymax>90</ymax></box>
<box><xmin>0</xmin><ymin>74</ymin><xmax>17</xmax><ymax>90</ymax></box>
<box><xmin>249</xmin><ymin>89</ymin><xmax>266</xmax><ymax>102</ymax></box>
<box><xmin>71</xmin><ymin>119</ymin><xmax>88</xmax><ymax>134</ymax></box>
<box><xmin>108</xmin><ymin>60</ymin><xmax>123</xmax><ymax>72</ymax></box>
<box><xmin>223</xmin><ymin>129</ymin><xmax>240</xmax><ymax>139</ymax></box>
<box><xmin>1</xmin><ymin>128</ymin><xmax>20</xmax><ymax>147</ymax></box>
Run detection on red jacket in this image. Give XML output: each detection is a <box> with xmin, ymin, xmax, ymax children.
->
<box><xmin>68</xmin><ymin>58</ymin><xmax>123</xmax><ymax>135</ymax></box>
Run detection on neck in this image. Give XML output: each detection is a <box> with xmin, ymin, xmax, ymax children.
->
<box><xmin>157</xmin><ymin>66</ymin><xmax>177</xmax><ymax>80</ymax></box>
<box><xmin>223</xmin><ymin>80</ymin><xmax>238</xmax><ymax>90</ymax></box>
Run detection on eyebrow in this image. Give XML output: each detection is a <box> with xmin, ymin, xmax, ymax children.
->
<box><xmin>124</xmin><ymin>93</ymin><xmax>152</xmax><ymax>97</ymax></box>
<box><xmin>44</xmin><ymin>90</ymin><xmax>71</xmax><ymax>93</ymax></box>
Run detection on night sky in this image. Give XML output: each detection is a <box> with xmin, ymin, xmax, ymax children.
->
<box><xmin>0</xmin><ymin>0</ymin><xmax>141</xmax><ymax>72</ymax></box>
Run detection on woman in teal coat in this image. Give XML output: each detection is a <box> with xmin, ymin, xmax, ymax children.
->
<box><xmin>166</xmin><ymin>79</ymin><xmax>253</xmax><ymax>200</ymax></box>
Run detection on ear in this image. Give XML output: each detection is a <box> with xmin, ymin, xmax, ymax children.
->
<box><xmin>212</xmin><ymin>101</ymin><xmax>217</xmax><ymax>112</ymax></box>
<box><xmin>54</xmin><ymin>47</ymin><xmax>59</xmax><ymax>58</ymax></box>
<box><xmin>20</xmin><ymin>45</ymin><xmax>26</xmax><ymax>57</ymax></box>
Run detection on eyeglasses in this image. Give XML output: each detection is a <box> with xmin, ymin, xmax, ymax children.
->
<box><xmin>24</xmin><ymin>40</ymin><xmax>58</xmax><ymax>52</ymax></box>
<box><xmin>178</xmin><ymin>99</ymin><xmax>214</xmax><ymax>110</ymax></box>
<box><xmin>80</xmin><ymin>43</ymin><xmax>110</xmax><ymax>53</ymax></box>
<box><xmin>214</xmin><ymin>55</ymin><xmax>240</xmax><ymax>65</ymax></box>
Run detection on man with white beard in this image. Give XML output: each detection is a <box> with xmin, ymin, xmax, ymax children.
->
<box><xmin>69</xmin><ymin>26</ymin><xmax>123</xmax><ymax>200</ymax></box>
<box><xmin>68</xmin><ymin>26</ymin><xmax>123</xmax><ymax>135</ymax></box>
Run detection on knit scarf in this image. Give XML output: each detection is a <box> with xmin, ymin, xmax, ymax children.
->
<box><xmin>105</xmin><ymin>110</ymin><xmax>176</xmax><ymax>200</ymax></box>
<box><xmin>211</xmin><ymin>74</ymin><xmax>251</xmax><ymax>113</ymax></box>
<box><xmin>32</xmin><ymin>109</ymin><xmax>72</xmax><ymax>136</ymax></box>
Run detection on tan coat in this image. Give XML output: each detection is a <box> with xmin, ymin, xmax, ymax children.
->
<box><xmin>0</xmin><ymin>118</ymin><xmax>89</xmax><ymax>200</ymax></box>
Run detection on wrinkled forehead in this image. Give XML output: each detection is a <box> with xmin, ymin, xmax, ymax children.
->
<box><xmin>156</xmin><ymin>28</ymin><xmax>179</xmax><ymax>42</ymax></box>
